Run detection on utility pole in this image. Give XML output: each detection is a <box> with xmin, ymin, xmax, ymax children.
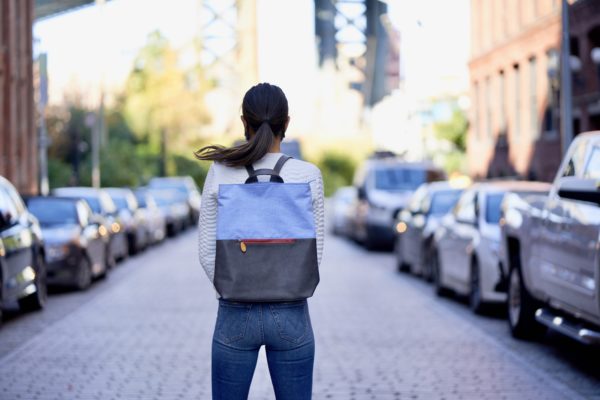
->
<box><xmin>160</xmin><ymin>128</ymin><xmax>167</xmax><ymax>177</ymax></box>
<box><xmin>37</xmin><ymin>53</ymin><xmax>49</xmax><ymax>195</ymax></box>
<box><xmin>560</xmin><ymin>0</ymin><xmax>573</xmax><ymax>155</ymax></box>
<box><xmin>92</xmin><ymin>0</ymin><xmax>106</xmax><ymax>188</ymax></box>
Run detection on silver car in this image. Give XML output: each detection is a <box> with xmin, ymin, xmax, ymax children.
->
<box><xmin>394</xmin><ymin>181</ymin><xmax>466</xmax><ymax>279</ymax></box>
<box><xmin>330</xmin><ymin>186</ymin><xmax>357</xmax><ymax>237</ymax></box>
<box><xmin>432</xmin><ymin>182</ymin><xmax>543</xmax><ymax>313</ymax></box>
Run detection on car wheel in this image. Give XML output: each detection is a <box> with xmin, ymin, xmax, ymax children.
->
<box><xmin>75</xmin><ymin>257</ymin><xmax>93</xmax><ymax>291</ymax></box>
<box><xmin>432</xmin><ymin>250</ymin><xmax>450</xmax><ymax>297</ymax></box>
<box><xmin>469</xmin><ymin>258</ymin><xmax>485</xmax><ymax>314</ymax></box>
<box><xmin>422</xmin><ymin>243</ymin><xmax>435</xmax><ymax>282</ymax></box>
<box><xmin>395</xmin><ymin>237</ymin><xmax>410</xmax><ymax>272</ymax></box>
<box><xmin>507</xmin><ymin>266</ymin><xmax>545</xmax><ymax>339</ymax></box>
<box><xmin>104</xmin><ymin>244</ymin><xmax>116</xmax><ymax>271</ymax></box>
<box><xmin>0</xmin><ymin>276</ymin><xmax>3</xmax><ymax>327</ymax></box>
<box><xmin>18</xmin><ymin>252</ymin><xmax>47</xmax><ymax>312</ymax></box>
<box><xmin>364</xmin><ymin>233</ymin><xmax>376</xmax><ymax>251</ymax></box>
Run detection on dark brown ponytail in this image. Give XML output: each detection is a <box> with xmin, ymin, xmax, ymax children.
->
<box><xmin>194</xmin><ymin>83</ymin><xmax>289</xmax><ymax>167</ymax></box>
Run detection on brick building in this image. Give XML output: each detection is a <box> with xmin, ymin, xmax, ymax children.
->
<box><xmin>468</xmin><ymin>0</ymin><xmax>600</xmax><ymax>182</ymax></box>
<box><xmin>1</xmin><ymin>0</ymin><xmax>36</xmax><ymax>194</ymax></box>
<box><xmin>1</xmin><ymin>0</ymin><xmax>96</xmax><ymax>194</ymax></box>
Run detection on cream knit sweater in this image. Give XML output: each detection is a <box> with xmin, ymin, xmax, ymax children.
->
<box><xmin>197</xmin><ymin>153</ymin><xmax>325</xmax><ymax>289</ymax></box>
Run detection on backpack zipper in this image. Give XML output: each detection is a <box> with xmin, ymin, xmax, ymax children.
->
<box><xmin>239</xmin><ymin>239</ymin><xmax>296</xmax><ymax>253</ymax></box>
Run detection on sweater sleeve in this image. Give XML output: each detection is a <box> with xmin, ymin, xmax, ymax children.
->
<box><xmin>198</xmin><ymin>163</ymin><xmax>217</xmax><ymax>283</ymax></box>
<box><xmin>310</xmin><ymin>170</ymin><xmax>325</xmax><ymax>266</ymax></box>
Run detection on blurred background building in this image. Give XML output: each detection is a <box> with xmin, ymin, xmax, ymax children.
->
<box><xmin>13</xmin><ymin>0</ymin><xmax>600</xmax><ymax>196</ymax></box>
<box><xmin>468</xmin><ymin>0</ymin><xmax>600</xmax><ymax>182</ymax></box>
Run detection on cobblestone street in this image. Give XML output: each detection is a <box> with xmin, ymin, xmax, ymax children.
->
<box><xmin>0</xmin><ymin>229</ymin><xmax>599</xmax><ymax>400</ymax></box>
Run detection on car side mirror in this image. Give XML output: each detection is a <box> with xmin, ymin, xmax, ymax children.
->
<box><xmin>557</xmin><ymin>177</ymin><xmax>600</xmax><ymax>205</ymax></box>
<box><xmin>0</xmin><ymin>211</ymin><xmax>12</xmax><ymax>229</ymax></box>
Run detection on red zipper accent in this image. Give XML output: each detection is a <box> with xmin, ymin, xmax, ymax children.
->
<box><xmin>240</xmin><ymin>239</ymin><xmax>296</xmax><ymax>244</ymax></box>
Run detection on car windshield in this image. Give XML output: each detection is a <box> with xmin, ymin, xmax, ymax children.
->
<box><xmin>111</xmin><ymin>196</ymin><xmax>129</xmax><ymax>211</ymax></box>
<box><xmin>485</xmin><ymin>193</ymin><xmax>505</xmax><ymax>224</ymax></box>
<box><xmin>135</xmin><ymin>194</ymin><xmax>147</xmax><ymax>208</ymax></box>
<box><xmin>28</xmin><ymin>199</ymin><xmax>78</xmax><ymax>226</ymax></box>
<box><xmin>150</xmin><ymin>192</ymin><xmax>172</xmax><ymax>206</ymax></box>
<box><xmin>149</xmin><ymin>180</ymin><xmax>189</xmax><ymax>194</ymax></box>
<box><xmin>374</xmin><ymin>168</ymin><xmax>426</xmax><ymax>191</ymax></box>
<box><xmin>79</xmin><ymin>197</ymin><xmax>101</xmax><ymax>214</ymax></box>
<box><xmin>429</xmin><ymin>190</ymin><xmax>463</xmax><ymax>215</ymax></box>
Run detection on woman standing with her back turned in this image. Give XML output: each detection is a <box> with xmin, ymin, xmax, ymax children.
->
<box><xmin>196</xmin><ymin>83</ymin><xmax>325</xmax><ymax>400</ymax></box>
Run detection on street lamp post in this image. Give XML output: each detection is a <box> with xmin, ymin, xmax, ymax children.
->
<box><xmin>560</xmin><ymin>0</ymin><xmax>574</xmax><ymax>155</ymax></box>
<box><xmin>592</xmin><ymin>47</ymin><xmax>600</xmax><ymax>82</ymax></box>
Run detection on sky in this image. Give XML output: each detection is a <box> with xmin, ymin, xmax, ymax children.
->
<box><xmin>34</xmin><ymin>0</ymin><xmax>470</xmax><ymax>107</ymax></box>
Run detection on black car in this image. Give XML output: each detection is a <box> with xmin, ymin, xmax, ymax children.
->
<box><xmin>351</xmin><ymin>157</ymin><xmax>447</xmax><ymax>249</ymax></box>
<box><xmin>0</xmin><ymin>176</ymin><xmax>47</xmax><ymax>320</ymax></box>
<box><xmin>25</xmin><ymin>196</ymin><xmax>109</xmax><ymax>290</ymax></box>
<box><xmin>394</xmin><ymin>181</ymin><xmax>466</xmax><ymax>278</ymax></box>
<box><xmin>53</xmin><ymin>187</ymin><xmax>128</xmax><ymax>264</ymax></box>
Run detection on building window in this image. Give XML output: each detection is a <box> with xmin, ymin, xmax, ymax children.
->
<box><xmin>513</xmin><ymin>64</ymin><xmax>520</xmax><ymax>138</ymax></box>
<box><xmin>499</xmin><ymin>70</ymin><xmax>506</xmax><ymax>133</ymax></box>
<box><xmin>529</xmin><ymin>57</ymin><xmax>538</xmax><ymax>138</ymax></box>
<box><xmin>485</xmin><ymin>76</ymin><xmax>492</xmax><ymax>140</ymax></box>
<box><xmin>545</xmin><ymin>49</ymin><xmax>559</xmax><ymax>136</ymax></box>
<box><xmin>474</xmin><ymin>81</ymin><xmax>480</xmax><ymax>140</ymax></box>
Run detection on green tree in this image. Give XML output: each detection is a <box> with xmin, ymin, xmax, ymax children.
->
<box><xmin>316</xmin><ymin>152</ymin><xmax>356</xmax><ymax>197</ymax></box>
<box><xmin>433</xmin><ymin>108</ymin><xmax>469</xmax><ymax>173</ymax></box>
<box><xmin>434</xmin><ymin>109</ymin><xmax>468</xmax><ymax>152</ymax></box>
<box><xmin>123</xmin><ymin>31</ymin><xmax>211</xmax><ymax>175</ymax></box>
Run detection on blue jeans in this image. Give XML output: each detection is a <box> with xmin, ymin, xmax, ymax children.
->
<box><xmin>211</xmin><ymin>299</ymin><xmax>315</xmax><ymax>400</ymax></box>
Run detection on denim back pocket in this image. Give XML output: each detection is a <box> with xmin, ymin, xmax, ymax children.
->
<box><xmin>269</xmin><ymin>301</ymin><xmax>309</xmax><ymax>344</ymax></box>
<box><xmin>215</xmin><ymin>302</ymin><xmax>252</xmax><ymax>344</ymax></box>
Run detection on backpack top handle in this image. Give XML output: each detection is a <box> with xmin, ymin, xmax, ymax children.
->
<box><xmin>245</xmin><ymin>155</ymin><xmax>292</xmax><ymax>184</ymax></box>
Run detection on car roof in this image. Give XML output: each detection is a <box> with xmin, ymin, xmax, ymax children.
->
<box><xmin>424</xmin><ymin>181</ymin><xmax>466</xmax><ymax>192</ymax></box>
<box><xmin>472</xmin><ymin>180</ymin><xmax>551</xmax><ymax>193</ymax></box>
<box><xmin>365</xmin><ymin>158</ymin><xmax>442</xmax><ymax>170</ymax></box>
<box><xmin>53</xmin><ymin>187</ymin><xmax>102</xmax><ymax>195</ymax></box>
<box><xmin>25</xmin><ymin>195</ymin><xmax>81</xmax><ymax>203</ymax></box>
<box><xmin>105</xmin><ymin>187</ymin><xmax>134</xmax><ymax>195</ymax></box>
<box><xmin>574</xmin><ymin>131</ymin><xmax>600</xmax><ymax>142</ymax></box>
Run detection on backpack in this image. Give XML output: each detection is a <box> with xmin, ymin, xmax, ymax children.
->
<box><xmin>214</xmin><ymin>155</ymin><xmax>319</xmax><ymax>302</ymax></box>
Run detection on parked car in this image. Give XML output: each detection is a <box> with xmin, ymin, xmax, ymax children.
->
<box><xmin>331</xmin><ymin>186</ymin><xmax>357</xmax><ymax>236</ymax></box>
<box><xmin>431</xmin><ymin>181</ymin><xmax>550</xmax><ymax>314</ymax></box>
<box><xmin>148</xmin><ymin>177</ymin><xmax>200</xmax><ymax>226</ymax></box>
<box><xmin>500</xmin><ymin>132</ymin><xmax>600</xmax><ymax>344</ymax></box>
<box><xmin>52</xmin><ymin>187</ymin><xmax>128</xmax><ymax>263</ymax></box>
<box><xmin>352</xmin><ymin>156</ymin><xmax>446</xmax><ymax>249</ymax></box>
<box><xmin>134</xmin><ymin>189</ymin><xmax>166</xmax><ymax>245</ymax></box>
<box><xmin>280</xmin><ymin>139</ymin><xmax>303</xmax><ymax>160</ymax></box>
<box><xmin>25</xmin><ymin>196</ymin><xmax>109</xmax><ymax>290</ymax></box>
<box><xmin>0</xmin><ymin>176</ymin><xmax>46</xmax><ymax>319</ymax></box>
<box><xmin>394</xmin><ymin>181</ymin><xmax>466</xmax><ymax>278</ymax></box>
<box><xmin>105</xmin><ymin>188</ymin><xmax>148</xmax><ymax>254</ymax></box>
<box><xmin>147</xmin><ymin>188</ymin><xmax>189</xmax><ymax>237</ymax></box>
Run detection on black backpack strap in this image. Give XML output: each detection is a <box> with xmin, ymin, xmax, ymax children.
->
<box><xmin>273</xmin><ymin>155</ymin><xmax>292</xmax><ymax>175</ymax></box>
<box><xmin>244</xmin><ymin>155</ymin><xmax>292</xmax><ymax>184</ymax></box>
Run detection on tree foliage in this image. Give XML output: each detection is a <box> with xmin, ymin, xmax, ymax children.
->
<box><xmin>46</xmin><ymin>32</ymin><xmax>213</xmax><ymax>189</ymax></box>
<box><xmin>433</xmin><ymin>108</ymin><xmax>468</xmax><ymax>173</ymax></box>
<box><xmin>433</xmin><ymin>109</ymin><xmax>468</xmax><ymax>152</ymax></box>
<box><xmin>316</xmin><ymin>152</ymin><xmax>357</xmax><ymax>197</ymax></box>
<box><xmin>123</xmin><ymin>31</ymin><xmax>211</xmax><ymax>155</ymax></box>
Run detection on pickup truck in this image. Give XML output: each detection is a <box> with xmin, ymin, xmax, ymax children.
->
<box><xmin>500</xmin><ymin>131</ymin><xmax>600</xmax><ymax>344</ymax></box>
